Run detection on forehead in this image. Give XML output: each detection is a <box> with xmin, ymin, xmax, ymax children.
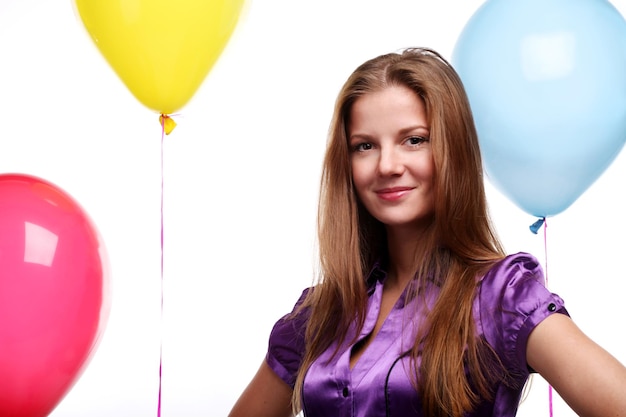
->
<box><xmin>348</xmin><ymin>85</ymin><xmax>428</xmax><ymax>131</ymax></box>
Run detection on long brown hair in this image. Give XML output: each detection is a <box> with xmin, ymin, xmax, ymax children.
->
<box><xmin>293</xmin><ymin>48</ymin><xmax>506</xmax><ymax>416</ymax></box>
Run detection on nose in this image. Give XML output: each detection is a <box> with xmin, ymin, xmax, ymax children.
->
<box><xmin>378</xmin><ymin>146</ymin><xmax>404</xmax><ymax>176</ymax></box>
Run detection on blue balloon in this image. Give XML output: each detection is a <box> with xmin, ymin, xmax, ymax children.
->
<box><xmin>452</xmin><ymin>0</ymin><xmax>626</xmax><ymax>217</ymax></box>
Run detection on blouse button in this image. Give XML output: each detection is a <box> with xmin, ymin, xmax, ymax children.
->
<box><xmin>342</xmin><ymin>387</ymin><xmax>349</xmax><ymax>397</ymax></box>
<box><xmin>548</xmin><ymin>303</ymin><xmax>556</xmax><ymax>312</ymax></box>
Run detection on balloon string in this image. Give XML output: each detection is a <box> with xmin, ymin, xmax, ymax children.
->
<box><xmin>542</xmin><ymin>219</ymin><xmax>554</xmax><ymax>417</ymax></box>
<box><xmin>543</xmin><ymin>218</ymin><xmax>549</xmax><ymax>287</ymax></box>
<box><xmin>158</xmin><ymin>116</ymin><xmax>166</xmax><ymax>416</ymax></box>
<box><xmin>530</xmin><ymin>217</ymin><xmax>553</xmax><ymax>416</ymax></box>
<box><xmin>156</xmin><ymin>113</ymin><xmax>177</xmax><ymax>416</ymax></box>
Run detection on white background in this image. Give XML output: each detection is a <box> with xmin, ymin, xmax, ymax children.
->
<box><xmin>1</xmin><ymin>0</ymin><xmax>626</xmax><ymax>416</ymax></box>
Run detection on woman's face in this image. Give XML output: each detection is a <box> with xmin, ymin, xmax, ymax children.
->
<box><xmin>348</xmin><ymin>85</ymin><xmax>435</xmax><ymax>232</ymax></box>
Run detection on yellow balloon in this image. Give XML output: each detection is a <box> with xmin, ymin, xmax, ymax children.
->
<box><xmin>73</xmin><ymin>0</ymin><xmax>246</xmax><ymax>114</ymax></box>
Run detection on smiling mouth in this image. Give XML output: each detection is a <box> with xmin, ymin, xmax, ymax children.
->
<box><xmin>376</xmin><ymin>187</ymin><xmax>413</xmax><ymax>201</ymax></box>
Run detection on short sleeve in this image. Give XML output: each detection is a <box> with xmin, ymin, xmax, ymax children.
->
<box><xmin>476</xmin><ymin>252</ymin><xmax>569</xmax><ymax>377</ymax></box>
<box><xmin>265</xmin><ymin>288</ymin><xmax>311</xmax><ymax>388</ymax></box>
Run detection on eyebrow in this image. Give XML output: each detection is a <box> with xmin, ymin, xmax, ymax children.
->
<box><xmin>399</xmin><ymin>125</ymin><xmax>430</xmax><ymax>135</ymax></box>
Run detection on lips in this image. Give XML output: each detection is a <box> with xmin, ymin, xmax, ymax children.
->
<box><xmin>375</xmin><ymin>186</ymin><xmax>414</xmax><ymax>201</ymax></box>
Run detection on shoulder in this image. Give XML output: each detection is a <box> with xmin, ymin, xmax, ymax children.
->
<box><xmin>476</xmin><ymin>252</ymin><xmax>568</xmax><ymax>374</ymax></box>
<box><xmin>478</xmin><ymin>252</ymin><xmax>550</xmax><ymax>308</ymax></box>
<box><xmin>266</xmin><ymin>287</ymin><xmax>312</xmax><ymax>388</ymax></box>
<box><xmin>268</xmin><ymin>288</ymin><xmax>311</xmax><ymax>348</ymax></box>
<box><xmin>481</xmin><ymin>252</ymin><xmax>544</xmax><ymax>287</ymax></box>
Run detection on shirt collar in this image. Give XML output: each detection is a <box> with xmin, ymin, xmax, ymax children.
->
<box><xmin>366</xmin><ymin>261</ymin><xmax>387</xmax><ymax>295</ymax></box>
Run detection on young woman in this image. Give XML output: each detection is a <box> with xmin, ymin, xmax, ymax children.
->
<box><xmin>229</xmin><ymin>48</ymin><xmax>626</xmax><ymax>417</ymax></box>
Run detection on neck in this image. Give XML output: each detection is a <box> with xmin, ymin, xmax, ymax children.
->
<box><xmin>385</xmin><ymin>224</ymin><xmax>430</xmax><ymax>289</ymax></box>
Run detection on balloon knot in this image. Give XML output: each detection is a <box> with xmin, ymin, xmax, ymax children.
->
<box><xmin>159</xmin><ymin>114</ymin><xmax>177</xmax><ymax>135</ymax></box>
<box><xmin>529</xmin><ymin>217</ymin><xmax>546</xmax><ymax>234</ymax></box>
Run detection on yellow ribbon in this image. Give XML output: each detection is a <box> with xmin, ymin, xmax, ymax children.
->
<box><xmin>159</xmin><ymin>114</ymin><xmax>177</xmax><ymax>135</ymax></box>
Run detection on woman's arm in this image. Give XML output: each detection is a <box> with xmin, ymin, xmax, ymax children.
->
<box><xmin>228</xmin><ymin>360</ymin><xmax>295</xmax><ymax>417</ymax></box>
<box><xmin>527</xmin><ymin>313</ymin><xmax>626</xmax><ymax>417</ymax></box>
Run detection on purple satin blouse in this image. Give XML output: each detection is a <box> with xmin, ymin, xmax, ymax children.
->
<box><xmin>266</xmin><ymin>252</ymin><xmax>568</xmax><ymax>416</ymax></box>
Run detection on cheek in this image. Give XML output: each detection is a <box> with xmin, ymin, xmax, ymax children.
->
<box><xmin>350</xmin><ymin>161</ymin><xmax>369</xmax><ymax>193</ymax></box>
<box><xmin>421</xmin><ymin>155</ymin><xmax>436</xmax><ymax>181</ymax></box>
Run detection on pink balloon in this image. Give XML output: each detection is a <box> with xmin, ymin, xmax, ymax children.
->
<box><xmin>0</xmin><ymin>174</ymin><xmax>110</xmax><ymax>417</ymax></box>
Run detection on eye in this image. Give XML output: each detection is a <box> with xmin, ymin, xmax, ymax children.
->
<box><xmin>352</xmin><ymin>142</ymin><xmax>373</xmax><ymax>152</ymax></box>
<box><xmin>406</xmin><ymin>136</ymin><xmax>429</xmax><ymax>146</ymax></box>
